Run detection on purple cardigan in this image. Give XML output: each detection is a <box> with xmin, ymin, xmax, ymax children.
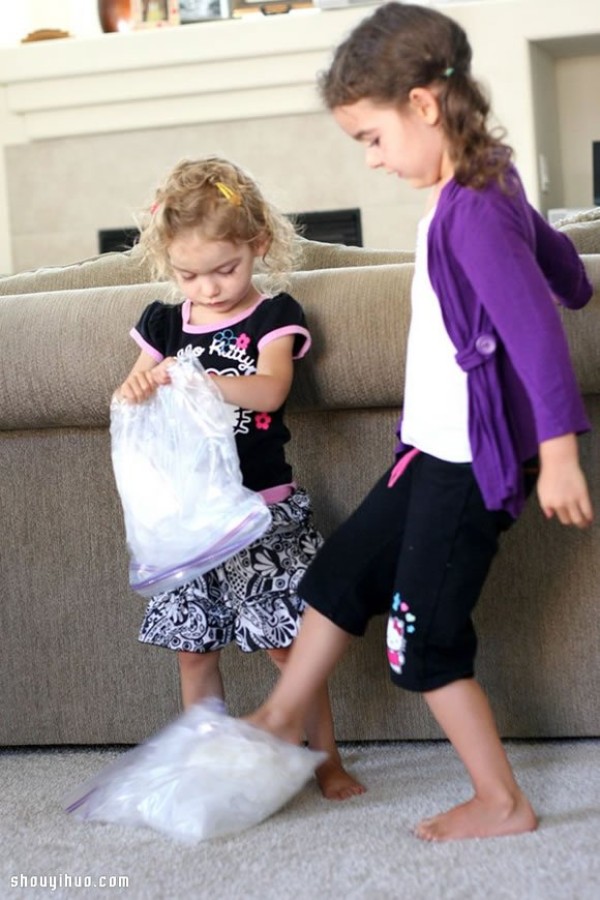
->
<box><xmin>397</xmin><ymin>168</ymin><xmax>592</xmax><ymax>517</ymax></box>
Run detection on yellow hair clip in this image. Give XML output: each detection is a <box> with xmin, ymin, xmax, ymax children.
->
<box><xmin>214</xmin><ymin>181</ymin><xmax>242</xmax><ymax>206</ymax></box>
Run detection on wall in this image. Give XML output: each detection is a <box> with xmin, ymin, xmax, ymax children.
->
<box><xmin>529</xmin><ymin>41</ymin><xmax>564</xmax><ymax>214</ymax></box>
<box><xmin>0</xmin><ymin>0</ymin><xmax>103</xmax><ymax>45</ymax></box>
<box><xmin>6</xmin><ymin>111</ymin><xmax>421</xmax><ymax>270</ymax></box>
<box><xmin>1</xmin><ymin>0</ymin><xmax>600</xmax><ymax>274</ymax></box>
<box><xmin>530</xmin><ymin>40</ymin><xmax>600</xmax><ymax>219</ymax></box>
<box><xmin>556</xmin><ymin>54</ymin><xmax>600</xmax><ymax>208</ymax></box>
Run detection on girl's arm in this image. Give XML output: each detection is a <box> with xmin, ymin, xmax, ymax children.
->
<box><xmin>442</xmin><ymin>186</ymin><xmax>591</xmax><ymax>444</ymax></box>
<box><xmin>117</xmin><ymin>335</ymin><xmax>295</xmax><ymax>410</ymax></box>
<box><xmin>209</xmin><ymin>335</ymin><xmax>295</xmax><ymax>412</ymax></box>
<box><xmin>537</xmin><ymin>433</ymin><xmax>593</xmax><ymax>528</ymax></box>
<box><xmin>530</xmin><ymin>207</ymin><xmax>592</xmax><ymax>310</ymax></box>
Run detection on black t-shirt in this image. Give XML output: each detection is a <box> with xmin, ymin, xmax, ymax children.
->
<box><xmin>131</xmin><ymin>293</ymin><xmax>311</xmax><ymax>492</ymax></box>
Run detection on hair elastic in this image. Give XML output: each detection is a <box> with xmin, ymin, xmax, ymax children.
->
<box><xmin>215</xmin><ymin>181</ymin><xmax>242</xmax><ymax>207</ymax></box>
<box><xmin>442</xmin><ymin>66</ymin><xmax>455</xmax><ymax>78</ymax></box>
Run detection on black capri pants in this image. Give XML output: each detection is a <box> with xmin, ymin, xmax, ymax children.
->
<box><xmin>298</xmin><ymin>451</ymin><xmax>536</xmax><ymax>693</ymax></box>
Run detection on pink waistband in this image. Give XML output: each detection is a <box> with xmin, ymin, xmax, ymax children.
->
<box><xmin>387</xmin><ymin>448</ymin><xmax>420</xmax><ymax>488</ymax></box>
<box><xmin>259</xmin><ymin>482</ymin><xmax>296</xmax><ymax>504</ymax></box>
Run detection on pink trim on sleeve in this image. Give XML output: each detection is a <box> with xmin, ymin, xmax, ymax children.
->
<box><xmin>259</xmin><ymin>482</ymin><xmax>296</xmax><ymax>504</ymax></box>
<box><xmin>257</xmin><ymin>326</ymin><xmax>311</xmax><ymax>359</ymax></box>
<box><xmin>129</xmin><ymin>328</ymin><xmax>164</xmax><ymax>362</ymax></box>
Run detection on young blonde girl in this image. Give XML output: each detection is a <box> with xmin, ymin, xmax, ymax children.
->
<box><xmin>249</xmin><ymin>3</ymin><xmax>594</xmax><ymax>839</ymax></box>
<box><xmin>116</xmin><ymin>156</ymin><xmax>364</xmax><ymax>800</ymax></box>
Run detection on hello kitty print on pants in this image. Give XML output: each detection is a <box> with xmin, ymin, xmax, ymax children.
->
<box><xmin>387</xmin><ymin>592</ymin><xmax>416</xmax><ymax>675</ymax></box>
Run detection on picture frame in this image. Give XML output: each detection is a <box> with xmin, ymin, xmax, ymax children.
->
<box><xmin>179</xmin><ymin>0</ymin><xmax>231</xmax><ymax>22</ymax></box>
<box><xmin>132</xmin><ymin>0</ymin><xmax>180</xmax><ymax>28</ymax></box>
<box><xmin>231</xmin><ymin>0</ymin><xmax>314</xmax><ymax>18</ymax></box>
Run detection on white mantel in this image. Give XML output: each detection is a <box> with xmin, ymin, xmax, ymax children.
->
<box><xmin>1</xmin><ymin>1</ymin><xmax>599</xmax><ymax>274</ymax></box>
<box><xmin>0</xmin><ymin>10</ymin><xmax>360</xmax><ymax>145</ymax></box>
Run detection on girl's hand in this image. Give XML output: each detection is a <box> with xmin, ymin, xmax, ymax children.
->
<box><xmin>537</xmin><ymin>434</ymin><xmax>594</xmax><ymax>528</ymax></box>
<box><xmin>116</xmin><ymin>370</ymin><xmax>159</xmax><ymax>404</ymax></box>
<box><xmin>150</xmin><ymin>357</ymin><xmax>177</xmax><ymax>387</ymax></box>
<box><xmin>114</xmin><ymin>350</ymin><xmax>172</xmax><ymax>404</ymax></box>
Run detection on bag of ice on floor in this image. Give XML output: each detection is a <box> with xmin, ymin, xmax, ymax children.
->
<box><xmin>64</xmin><ymin>702</ymin><xmax>326</xmax><ymax>842</ymax></box>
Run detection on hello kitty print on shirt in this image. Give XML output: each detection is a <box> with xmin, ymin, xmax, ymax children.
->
<box><xmin>130</xmin><ymin>293</ymin><xmax>311</xmax><ymax>493</ymax></box>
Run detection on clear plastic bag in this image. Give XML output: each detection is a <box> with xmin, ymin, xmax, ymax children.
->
<box><xmin>110</xmin><ymin>353</ymin><xmax>271</xmax><ymax>596</ymax></box>
<box><xmin>64</xmin><ymin>702</ymin><xmax>326</xmax><ymax>842</ymax></box>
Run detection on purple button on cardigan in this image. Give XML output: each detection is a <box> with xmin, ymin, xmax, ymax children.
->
<box><xmin>475</xmin><ymin>334</ymin><xmax>497</xmax><ymax>356</ymax></box>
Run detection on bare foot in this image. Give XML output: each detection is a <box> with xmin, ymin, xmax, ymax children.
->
<box><xmin>245</xmin><ymin>706</ymin><xmax>304</xmax><ymax>746</ymax></box>
<box><xmin>415</xmin><ymin>791</ymin><xmax>538</xmax><ymax>841</ymax></box>
<box><xmin>316</xmin><ymin>757</ymin><xmax>366</xmax><ymax>801</ymax></box>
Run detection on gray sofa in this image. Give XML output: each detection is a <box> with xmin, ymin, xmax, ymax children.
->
<box><xmin>1</xmin><ymin>223</ymin><xmax>598</xmax><ymax>746</ymax></box>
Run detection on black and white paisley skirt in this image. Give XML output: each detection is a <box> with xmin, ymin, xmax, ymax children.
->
<box><xmin>138</xmin><ymin>488</ymin><xmax>323</xmax><ymax>653</ymax></box>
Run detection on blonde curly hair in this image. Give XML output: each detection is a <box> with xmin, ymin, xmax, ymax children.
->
<box><xmin>135</xmin><ymin>157</ymin><xmax>301</xmax><ymax>294</ymax></box>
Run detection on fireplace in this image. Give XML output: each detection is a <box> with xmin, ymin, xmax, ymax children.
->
<box><xmin>98</xmin><ymin>207</ymin><xmax>362</xmax><ymax>254</ymax></box>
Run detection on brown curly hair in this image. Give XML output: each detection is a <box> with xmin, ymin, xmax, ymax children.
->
<box><xmin>135</xmin><ymin>156</ymin><xmax>301</xmax><ymax>293</ymax></box>
<box><xmin>319</xmin><ymin>2</ymin><xmax>512</xmax><ymax>189</ymax></box>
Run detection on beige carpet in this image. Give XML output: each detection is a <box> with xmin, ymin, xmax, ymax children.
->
<box><xmin>2</xmin><ymin>739</ymin><xmax>600</xmax><ymax>899</ymax></box>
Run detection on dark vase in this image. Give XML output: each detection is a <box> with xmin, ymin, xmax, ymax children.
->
<box><xmin>98</xmin><ymin>0</ymin><xmax>134</xmax><ymax>33</ymax></box>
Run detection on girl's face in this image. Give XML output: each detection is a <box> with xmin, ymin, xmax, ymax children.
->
<box><xmin>168</xmin><ymin>231</ymin><xmax>264</xmax><ymax>320</ymax></box>
<box><xmin>333</xmin><ymin>93</ymin><xmax>453</xmax><ymax>191</ymax></box>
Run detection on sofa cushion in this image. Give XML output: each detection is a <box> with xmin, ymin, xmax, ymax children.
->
<box><xmin>0</xmin><ymin>284</ymin><xmax>172</xmax><ymax>429</ymax></box>
<box><xmin>0</xmin><ymin>264</ymin><xmax>414</xmax><ymax>430</ymax></box>
<box><xmin>558</xmin><ymin>256</ymin><xmax>600</xmax><ymax>395</ymax></box>
<box><xmin>0</xmin><ymin>249</ymin><xmax>156</xmax><ymax>296</ymax></box>
<box><xmin>2</xmin><ymin>255</ymin><xmax>597</xmax><ymax>431</ymax></box>
<box><xmin>555</xmin><ymin>207</ymin><xmax>600</xmax><ymax>254</ymax></box>
<box><xmin>0</xmin><ymin>239</ymin><xmax>413</xmax><ymax>297</ymax></box>
<box><xmin>296</xmin><ymin>237</ymin><xmax>414</xmax><ymax>270</ymax></box>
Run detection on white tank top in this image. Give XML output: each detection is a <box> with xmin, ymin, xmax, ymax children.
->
<box><xmin>400</xmin><ymin>207</ymin><xmax>472</xmax><ymax>462</ymax></box>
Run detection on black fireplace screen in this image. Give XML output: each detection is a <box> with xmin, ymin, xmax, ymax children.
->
<box><xmin>292</xmin><ymin>208</ymin><xmax>362</xmax><ymax>247</ymax></box>
<box><xmin>98</xmin><ymin>207</ymin><xmax>362</xmax><ymax>254</ymax></box>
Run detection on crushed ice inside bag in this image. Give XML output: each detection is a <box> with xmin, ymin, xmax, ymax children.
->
<box><xmin>64</xmin><ymin>701</ymin><xmax>327</xmax><ymax>842</ymax></box>
<box><xmin>110</xmin><ymin>353</ymin><xmax>272</xmax><ymax>596</ymax></box>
